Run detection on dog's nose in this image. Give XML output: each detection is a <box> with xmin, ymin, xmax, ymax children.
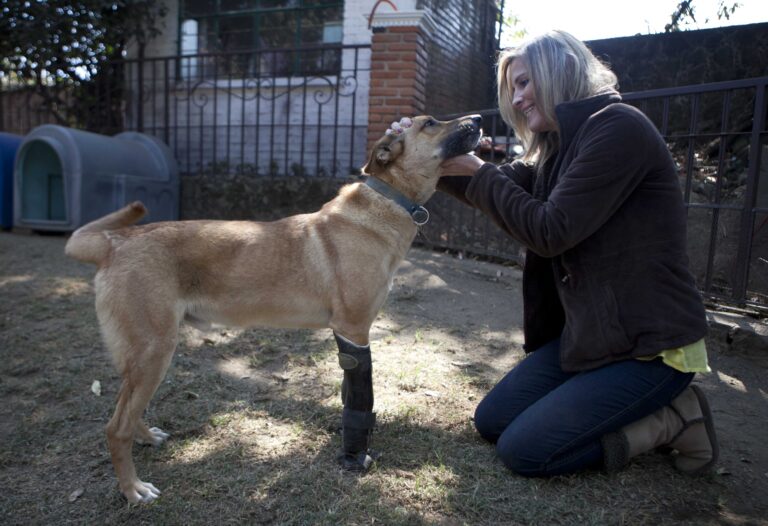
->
<box><xmin>471</xmin><ymin>115</ymin><xmax>482</xmax><ymax>126</ymax></box>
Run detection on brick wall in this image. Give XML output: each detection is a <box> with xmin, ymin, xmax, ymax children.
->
<box><xmin>367</xmin><ymin>25</ymin><xmax>429</xmax><ymax>150</ymax></box>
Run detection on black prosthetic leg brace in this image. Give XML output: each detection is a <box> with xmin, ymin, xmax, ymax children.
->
<box><xmin>334</xmin><ymin>332</ymin><xmax>377</xmax><ymax>471</ymax></box>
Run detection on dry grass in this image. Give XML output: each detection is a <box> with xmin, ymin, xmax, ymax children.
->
<box><xmin>0</xmin><ymin>231</ymin><xmax>765</xmax><ymax>526</ymax></box>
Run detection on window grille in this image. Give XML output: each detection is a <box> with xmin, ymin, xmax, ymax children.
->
<box><xmin>180</xmin><ymin>0</ymin><xmax>344</xmax><ymax>78</ymax></box>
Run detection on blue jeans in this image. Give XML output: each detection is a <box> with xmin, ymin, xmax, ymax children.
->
<box><xmin>474</xmin><ymin>338</ymin><xmax>694</xmax><ymax>477</ymax></box>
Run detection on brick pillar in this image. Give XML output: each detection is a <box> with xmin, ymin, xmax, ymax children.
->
<box><xmin>367</xmin><ymin>11</ymin><xmax>434</xmax><ymax>151</ymax></box>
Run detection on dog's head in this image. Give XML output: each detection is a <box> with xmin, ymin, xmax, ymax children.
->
<box><xmin>362</xmin><ymin>114</ymin><xmax>482</xmax><ymax>203</ymax></box>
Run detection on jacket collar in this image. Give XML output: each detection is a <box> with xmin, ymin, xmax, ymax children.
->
<box><xmin>555</xmin><ymin>90</ymin><xmax>622</xmax><ymax>151</ymax></box>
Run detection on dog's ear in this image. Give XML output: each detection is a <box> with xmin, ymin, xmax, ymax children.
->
<box><xmin>362</xmin><ymin>134</ymin><xmax>404</xmax><ymax>175</ymax></box>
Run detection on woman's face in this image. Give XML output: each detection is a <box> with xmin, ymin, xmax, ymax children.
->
<box><xmin>509</xmin><ymin>59</ymin><xmax>556</xmax><ymax>133</ymax></box>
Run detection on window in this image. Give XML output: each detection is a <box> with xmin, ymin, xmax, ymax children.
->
<box><xmin>180</xmin><ymin>0</ymin><xmax>344</xmax><ymax>78</ymax></box>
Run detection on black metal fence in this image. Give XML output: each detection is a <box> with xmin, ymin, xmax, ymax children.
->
<box><xmin>425</xmin><ymin>76</ymin><xmax>768</xmax><ymax>311</ymax></box>
<box><xmin>2</xmin><ymin>52</ymin><xmax>766</xmax><ymax>310</ymax></box>
<box><xmin>0</xmin><ymin>43</ymin><xmax>372</xmax><ymax>178</ymax></box>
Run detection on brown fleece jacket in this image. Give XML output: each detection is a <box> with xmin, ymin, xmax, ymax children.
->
<box><xmin>439</xmin><ymin>93</ymin><xmax>707</xmax><ymax>371</ymax></box>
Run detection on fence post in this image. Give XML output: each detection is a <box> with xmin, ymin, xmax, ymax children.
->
<box><xmin>366</xmin><ymin>10</ymin><xmax>434</xmax><ymax>152</ymax></box>
<box><xmin>137</xmin><ymin>43</ymin><xmax>145</xmax><ymax>133</ymax></box>
<box><xmin>733</xmin><ymin>81</ymin><xmax>767</xmax><ymax>303</ymax></box>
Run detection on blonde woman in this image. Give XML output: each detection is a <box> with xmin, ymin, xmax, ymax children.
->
<box><xmin>438</xmin><ymin>30</ymin><xmax>717</xmax><ymax>476</ymax></box>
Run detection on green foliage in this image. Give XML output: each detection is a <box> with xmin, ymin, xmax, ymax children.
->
<box><xmin>496</xmin><ymin>1</ymin><xmax>527</xmax><ymax>47</ymax></box>
<box><xmin>268</xmin><ymin>160</ymin><xmax>281</xmax><ymax>178</ymax></box>
<box><xmin>501</xmin><ymin>12</ymin><xmax>528</xmax><ymax>44</ymax></box>
<box><xmin>290</xmin><ymin>162</ymin><xmax>307</xmax><ymax>177</ymax></box>
<box><xmin>1</xmin><ymin>1</ymin><xmax>168</xmax><ymax>80</ymax></box>
<box><xmin>0</xmin><ymin>1</ymin><xmax>168</xmax><ymax>128</ymax></box>
<box><xmin>665</xmin><ymin>0</ymin><xmax>742</xmax><ymax>32</ymax></box>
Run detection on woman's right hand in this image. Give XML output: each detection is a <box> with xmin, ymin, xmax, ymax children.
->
<box><xmin>439</xmin><ymin>153</ymin><xmax>485</xmax><ymax>178</ymax></box>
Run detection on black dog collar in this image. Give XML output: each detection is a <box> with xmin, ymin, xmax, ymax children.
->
<box><xmin>364</xmin><ymin>176</ymin><xmax>430</xmax><ymax>226</ymax></box>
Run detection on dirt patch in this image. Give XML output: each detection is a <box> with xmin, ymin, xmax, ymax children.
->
<box><xmin>0</xmin><ymin>231</ymin><xmax>766</xmax><ymax>525</ymax></box>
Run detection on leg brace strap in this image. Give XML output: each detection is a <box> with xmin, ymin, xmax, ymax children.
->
<box><xmin>334</xmin><ymin>332</ymin><xmax>377</xmax><ymax>471</ymax></box>
<box><xmin>342</xmin><ymin>408</ymin><xmax>376</xmax><ymax>429</ymax></box>
<box><xmin>334</xmin><ymin>332</ymin><xmax>374</xmax><ymax>413</ymax></box>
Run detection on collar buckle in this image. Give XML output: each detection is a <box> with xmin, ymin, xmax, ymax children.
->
<box><xmin>364</xmin><ymin>177</ymin><xmax>429</xmax><ymax>226</ymax></box>
<box><xmin>410</xmin><ymin>206</ymin><xmax>429</xmax><ymax>226</ymax></box>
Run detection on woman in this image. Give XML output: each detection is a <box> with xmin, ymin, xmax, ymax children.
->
<box><xmin>438</xmin><ymin>30</ymin><xmax>718</xmax><ymax>476</ymax></box>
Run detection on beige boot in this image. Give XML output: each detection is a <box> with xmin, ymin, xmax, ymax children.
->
<box><xmin>602</xmin><ymin>385</ymin><xmax>719</xmax><ymax>474</ymax></box>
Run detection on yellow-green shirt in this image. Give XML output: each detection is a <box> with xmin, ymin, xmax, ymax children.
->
<box><xmin>637</xmin><ymin>338</ymin><xmax>710</xmax><ymax>373</ymax></box>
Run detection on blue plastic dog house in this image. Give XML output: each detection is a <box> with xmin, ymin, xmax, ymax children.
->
<box><xmin>0</xmin><ymin>132</ymin><xmax>23</xmax><ymax>230</ymax></box>
<box><xmin>13</xmin><ymin>125</ymin><xmax>179</xmax><ymax>232</ymax></box>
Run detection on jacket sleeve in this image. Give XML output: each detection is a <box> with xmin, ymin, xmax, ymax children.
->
<box><xmin>435</xmin><ymin>176</ymin><xmax>474</xmax><ymax>206</ymax></box>
<box><xmin>436</xmin><ymin>159</ymin><xmax>535</xmax><ymax>207</ymax></box>
<box><xmin>465</xmin><ymin>109</ymin><xmax>657</xmax><ymax>257</ymax></box>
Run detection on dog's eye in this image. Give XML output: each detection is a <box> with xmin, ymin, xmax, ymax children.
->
<box><xmin>423</xmin><ymin>119</ymin><xmax>437</xmax><ymax>128</ymax></box>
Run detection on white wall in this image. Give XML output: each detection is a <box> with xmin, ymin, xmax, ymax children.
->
<box><xmin>125</xmin><ymin>1</ymin><xmax>385</xmax><ymax>177</ymax></box>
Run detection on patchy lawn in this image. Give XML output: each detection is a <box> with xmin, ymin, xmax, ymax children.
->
<box><xmin>0</xmin><ymin>231</ymin><xmax>766</xmax><ymax>525</ymax></box>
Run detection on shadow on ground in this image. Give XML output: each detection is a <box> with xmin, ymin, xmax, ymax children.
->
<box><xmin>0</xmin><ymin>232</ymin><xmax>766</xmax><ymax>525</ymax></box>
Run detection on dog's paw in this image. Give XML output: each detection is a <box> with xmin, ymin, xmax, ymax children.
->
<box><xmin>124</xmin><ymin>480</ymin><xmax>161</xmax><ymax>504</ymax></box>
<box><xmin>136</xmin><ymin>427</ymin><xmax>170</xmax><ymax>447</ymax></box>
<box><xmin>146</xmin><ymin>427</ymin><xmax>170</xmax><ymax>446</ymax></box>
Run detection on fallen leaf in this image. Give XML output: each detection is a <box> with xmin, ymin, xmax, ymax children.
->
<box><xmin>90</xmin><ymin>380</ymin><xmax>101</xmax><ymax>397</ymax></box>
<box><xmin>68</xmin><ymin>488</ymin><xmax>84</xmax><ymax>503</ymax></box>
<box><xmin>716</xmin><ymin>467</ymin><xmax>731</xmax><ymax>476</ymax></box>
<box><xmin>423</xmin><ymin>390</ymin><xmax>441</xmax><ymax>398</ymax></box>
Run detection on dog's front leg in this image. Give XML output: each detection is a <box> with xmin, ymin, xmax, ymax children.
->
<box><xmin>334</xmin><ymin>332</ymin><xmax>377</xmax><ymax>471</ymax></box>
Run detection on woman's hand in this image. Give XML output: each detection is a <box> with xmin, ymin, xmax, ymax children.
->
<box><xmin>439</xmin><ymin>153</ymin><xmax>485</xmax><ymax>177</ymax></box>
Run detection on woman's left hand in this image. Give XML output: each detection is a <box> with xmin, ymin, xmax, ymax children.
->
<box><xmin>439</xmin><ymin>154</ymin><xmax>485</xmax><ymax>177</ymax></box>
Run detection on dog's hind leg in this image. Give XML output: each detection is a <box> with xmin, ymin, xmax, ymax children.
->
<box><xmin>107</xmin><ymin>341</ymin><xmax>176</xmax><ymax>504</ymax></box>
<box><xmin>101</xmin><ymin>305</ymin><xmax>179</xmax><ymax>504</ymax></box>
<box><xmin>334</xmin><ymin>332</ymin><xmax>377</xmax><ymax>471</ymax></box>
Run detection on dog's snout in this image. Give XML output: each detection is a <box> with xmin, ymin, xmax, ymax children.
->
<box><xmin>459</xmin><ymin>114</ymin><xmax>482</xmax><ymax>132</ymax></box>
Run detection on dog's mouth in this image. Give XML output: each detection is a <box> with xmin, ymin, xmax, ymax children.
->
<box><xmin>439</xmin><ymin>117</ymin><xmax>482</xmax><ymax>160</ymax></box>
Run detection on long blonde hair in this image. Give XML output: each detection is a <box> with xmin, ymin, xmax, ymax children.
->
<box><xmin>497</xmin><ymin>30</ymin><xmax>618</xmax><ymax>173</ymax></box>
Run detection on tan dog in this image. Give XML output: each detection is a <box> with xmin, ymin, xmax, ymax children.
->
<box><xmin>65</xmin><ymin>114</ymin><xmax>482</xmax><ymax>503</ymax></box>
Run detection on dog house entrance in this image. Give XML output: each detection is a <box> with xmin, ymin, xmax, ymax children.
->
<box><xmin>20</xmin><ymin>141</ymin><xmax>66</xmax><ymax>222</ymax></box>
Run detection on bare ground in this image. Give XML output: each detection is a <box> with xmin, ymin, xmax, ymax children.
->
<box><xmin>0</xmin><ymin>230</ymin><xmax>766</xmax><ymax>525</ymax></box>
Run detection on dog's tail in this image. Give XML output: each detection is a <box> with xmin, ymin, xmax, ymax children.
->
<box><xmin>64</xmin><ymin>201</ymin><xmax>148</xmax><ymax>265</ymax></box>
